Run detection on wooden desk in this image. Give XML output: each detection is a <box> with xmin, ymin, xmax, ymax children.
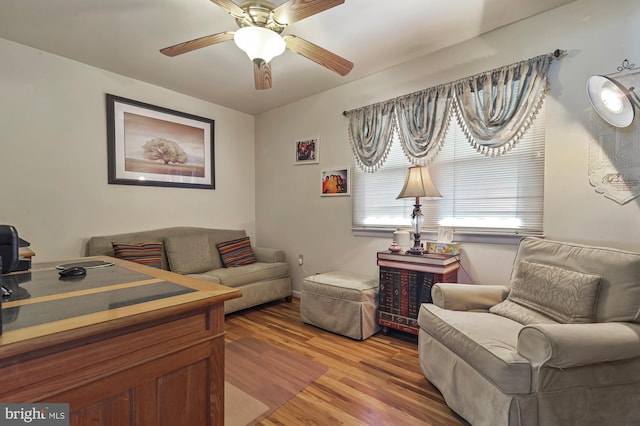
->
<box><xmin>377</xmin><ymin>251</ymin><xmax>459</xmax><ymax>335</ymax></box>
<box><xmin>0</xmin><ymin>256</ymin><xmax>241</xmax><ymax>426</ymax></box>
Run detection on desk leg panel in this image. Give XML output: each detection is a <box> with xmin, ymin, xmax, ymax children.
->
<box><xmin>56</xmin><ymin>339</ymin><xmax>220</xmax><ymax>426</ymax></box>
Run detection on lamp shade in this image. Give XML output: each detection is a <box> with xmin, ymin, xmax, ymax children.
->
<box><xmin>233</xmin><ymin>26</ymin><xmax>286</xmax><ymax>64</ymax></box>
<box><xmin>586</xmin><ymin>75</ymin><xmax>635</xmax><ymax>128</ymax></box>
<box><xmin>397</xmin><ymin>166</ymin><xmax>442</xmax><ymax>200</ymax></box>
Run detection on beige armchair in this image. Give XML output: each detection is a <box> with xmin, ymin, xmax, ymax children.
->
<box><xmin>417</xmin><ymin>237</ymin><xmax>640</xmax><ymax>426</ymax></box>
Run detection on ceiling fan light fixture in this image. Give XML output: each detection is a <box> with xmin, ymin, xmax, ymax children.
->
<box><xmin>234</xmin><ymin>26</ymin><xmax>286</xmax><ymax>64</ymax></box>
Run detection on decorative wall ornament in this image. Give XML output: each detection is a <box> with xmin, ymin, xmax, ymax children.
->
<box><xmin>588</xmin><ymin>69</ymin><xmax>640</xmax><ymax>205</ymax></box>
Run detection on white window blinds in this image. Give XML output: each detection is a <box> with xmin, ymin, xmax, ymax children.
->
<box><xmin>352</xmin><ymin>104</ymin><xmax>545</xmax><ymax>235</ymax></box>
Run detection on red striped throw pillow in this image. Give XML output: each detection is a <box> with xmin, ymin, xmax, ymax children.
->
<box><xmin>112</xmin><ymin>242</ymin><xmax>163</xmax><ymax>268</ymax></box>
<box><xmin>217</xmin><ymin>237</ymin><xmax>257</xmax><ymax>268</ymax></box>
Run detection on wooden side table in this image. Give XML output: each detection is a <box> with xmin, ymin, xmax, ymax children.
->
<box><xmin>376</xmin><ymin>251</ymin><xmax>459</xmax><ymax>335</ymax></box>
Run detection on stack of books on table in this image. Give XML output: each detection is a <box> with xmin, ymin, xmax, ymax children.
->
<box><xmin>377</xmin><ymin>251</ymin><xmax>460</xmax><ymax>274</ymax></box>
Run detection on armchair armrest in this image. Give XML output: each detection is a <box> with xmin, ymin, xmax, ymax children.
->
<box><xmin>431</xmin><ymin>283</ymin><xmax>510</xmax><ymax>311</ymax></box>
<box><xmin>252</xmin><ymin>247</ymin><xmax>286</xmax><ymax>263</ymax></box>
<box><xmin>518</xmin><ymin>322</ymin><xmax>640</xmax><ymax>368</ymax></box>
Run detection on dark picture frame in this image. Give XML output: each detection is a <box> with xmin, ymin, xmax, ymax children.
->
<box><xmin>106</xmin><ymin>94</ymin><xmax>215</xmax><ymax>189</ymax></box>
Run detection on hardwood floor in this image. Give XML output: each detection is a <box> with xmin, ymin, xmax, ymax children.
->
<box><xmin>224</xmin><ymin>298</ymin><xmax>465</xmax><ymax>426</ymax></box>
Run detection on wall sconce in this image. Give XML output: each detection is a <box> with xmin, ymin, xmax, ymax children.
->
<box><xmin>587</xmin><ymin>59</ymin><xmax>640</xmax><ymax>128</ymax></box>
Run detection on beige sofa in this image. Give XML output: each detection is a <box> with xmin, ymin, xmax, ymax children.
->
<box><xmin>418</xmin><ymin>237</ymin><xmax>640</xmax><ymax>426</ymax></box>
<box><xmin>86</xmin><ymin>227</ymin><xmax>291</xmax><ymax>314</ymax></box>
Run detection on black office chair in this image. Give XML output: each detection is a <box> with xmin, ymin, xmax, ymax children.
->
<box><xmin>0</xmin><ymin>225</ymin><xmax>31</xmax><ymax>274</ymax></box>
<box><xmin>0</xmin><ymin>225</ymin><xmax>20</xmax><ymax>274</ymax></box>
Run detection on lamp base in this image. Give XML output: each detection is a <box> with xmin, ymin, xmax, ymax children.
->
<box><xmin>405</xmin><ymin>248</ymin><xmax>425</xmax><ymax>256</ymax></box>
<box><xmin>404</xmin><ymin>230</ymin><xmax>425</xmax><ymax>255</ymax></box>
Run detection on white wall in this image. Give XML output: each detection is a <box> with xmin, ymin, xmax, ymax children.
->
<box><xmin>255</xmin><ymin>0</ymin><xmax>640</xmax><ymax>294</ymax></box>
<box><xmin>2</xmin><ymin>0</ymin><xmax>638</xmax><ymax>291</ymax></box>
<box><xmin>0</xmin><ymin>38</ymin><xmax>256</xmax><ymax>262</ymax></box>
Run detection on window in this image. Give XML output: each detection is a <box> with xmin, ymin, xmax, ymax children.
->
<box><xmin>352</xmin><ymin>105</ymin><xmax>545</xmax><ymax>235</ymax></box>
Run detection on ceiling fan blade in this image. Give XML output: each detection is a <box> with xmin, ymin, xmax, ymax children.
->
<box><xmin>285</xmin><ymin>35</ymin><xmax>353</xmax><ymax>76</ymax></box>
<box><xmin>273</xmin><ymin>0</ymin><xmax>344</xmax><ymax>25</ymax></box>
<box><xmin>209</xmin><ymin>0</ymin><xmax>244</xmax><ymax>18</ymax></box>
<box><xmin>160</xmin><ymin>32</ymin><xmax>234</xmax><ymax>57</ymax></box>
<box><xmin>254</xmin><ymin>61</ymin><xmax>273</xmax><ymax>90</ymax></box>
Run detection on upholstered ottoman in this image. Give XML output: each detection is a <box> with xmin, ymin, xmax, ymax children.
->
<box><xmin>301</xmin><ymin>271</ymin><xmax>380</xmax><ymax>340</ymax></box>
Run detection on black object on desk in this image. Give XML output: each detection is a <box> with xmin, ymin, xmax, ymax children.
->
<box><xmin>59</xmin><ymin>266</ymin><xmax>87</xmax><ymax>278</ymax></box>
<box><xmin>0</xmin><ymin>225</ymin><xmax>19</xmax><ymax>274</ymax></box>
<box><xmin>0</xmin><ymin>225</ymin><xmax>31</xmax><ymax>273</ymax></box>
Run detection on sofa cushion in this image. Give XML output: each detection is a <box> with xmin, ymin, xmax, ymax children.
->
<box><xmin>191</xmin><ymin>262</ymin><xmax>289</xmax><ymax>288</ymax></box>
<box><xmin>514</xmin><ymin>237</ymin><xmax>640</xmax><ymax>323</ymax></box>
<box><xmin>164</xmin><ymin>234</ymin><xmax>214</xmax><ymax>274</ymax></box>
<box><xmin>111</xmin><ymin>242</ymin><xmax>163</xmax><ymax>268</ymax></box>
<box><xmin>490</xmin><ymin>299</ymin><xmax>559</xmax><ymax>325</ymax></box>
<box><xmin>203</xmin><ymin>229</ymin><xmax>247</xmax><ymax>269</ymax></box>
<box><xmin>418</xmin><ymin>303</ymin><xmax>531</xmax><ymax>395</ymax></box>
<box><xmin>491</xmin><ymin>260</ymin><xmax>602</xmax><ymax>325</ymax></box>
<box><xmin>217</xmin><ymin>237</ymin><xmax>257</xmax><ymax>267</ymax></box>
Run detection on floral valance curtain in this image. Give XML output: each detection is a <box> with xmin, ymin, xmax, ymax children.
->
<box><xmin>454</xmin><ymin>54</ymin><xmax>551</xmax><ymax>156</ymax></box>
<box><xmin>395</xmin><ymin>84</ymin><xmax>454</xmax><ymax>166</ymax></box>
<box><xmin>345</xmin><ymin>100</ymin><xmax>396</xmax><ymax>172</ymax></box>
<box><xmin>346</xmin><ymin>53</ymin><xmax>554</xmax><ymax>171</ymax></box>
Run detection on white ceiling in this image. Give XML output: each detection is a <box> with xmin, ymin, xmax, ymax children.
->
<box><xmin>0</xmin><ymin>0</ymin><xmax>574</xmax><ymax>115</ymax></box>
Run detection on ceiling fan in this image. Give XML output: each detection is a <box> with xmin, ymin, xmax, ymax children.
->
<box><xmin>160</xmin><ymin>0</ymin><xmax>354</xmax><ymax>90</ymax></box>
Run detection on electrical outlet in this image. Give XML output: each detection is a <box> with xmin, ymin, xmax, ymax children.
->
<box><xmin>298</xmin><ymin>254</ymin><xmax>304</xmax><ymax>265</ymax></box>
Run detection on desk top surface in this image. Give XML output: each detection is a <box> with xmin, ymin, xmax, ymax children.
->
<box><xmin>0</xmin><ymin>256</ymin><xmax>240</xmax><ymax>356</ymax></box>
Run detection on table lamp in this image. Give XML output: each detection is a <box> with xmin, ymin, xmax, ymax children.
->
<box><xmin>396</xmin><ymin>166</ymin><xmax>442</xmax><ymax>255</ymax></box>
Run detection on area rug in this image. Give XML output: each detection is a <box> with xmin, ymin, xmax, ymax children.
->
<box><xmin>225</xmin><ymin>337</ymin><xmax>328</xmax><ymax>426</ymax></box>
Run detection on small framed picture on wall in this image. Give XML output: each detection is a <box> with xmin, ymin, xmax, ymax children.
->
<box><xmin>294</xmin><ymin>137</ymin><xmax>319</xmax><ymax>165</ymax></box>
<box><xmin>321</xmin><ymin>167</ymin><xmax>351</xmax><ymax>196</ymax></box>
